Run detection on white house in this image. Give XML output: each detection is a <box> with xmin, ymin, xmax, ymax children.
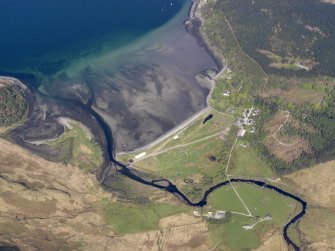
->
<box><xmin>135</xmin><ymin>152</ymin><xmax>146</xmax><ymax>159</ymax></box>
<box><xmin>243</xmin><ymin>225</ymin><xmax>253</xmax><ymax>230</ymax></box>
<box><xmin>214</xmin><ymin>211</ymin><xmax>226</xmax><ymax>219</ymax></box>
<box><xmin>237</xmin><ymin>128</ymin><xmax>246</xmax><ymax>137</ymax></box>
<box><xmin>223</xmin><ymin>90</ymin><xmax>231</xmax><ymax>97</ymax></box>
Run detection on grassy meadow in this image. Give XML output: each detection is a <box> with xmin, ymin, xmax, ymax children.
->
<box><xmin>101</xmin><ymin>198</ymin><xmax>188</xmax><ymax>235</ymax></box>
<box><xmin>206</xmin><ymin>183</ymin><xmax>299</xmax><ymax>250</ymax></box>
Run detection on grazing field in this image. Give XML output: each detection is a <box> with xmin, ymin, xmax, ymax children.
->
<box><xmin>206</xmin><ymin>183</ymin><xmax>299</xmax><ymax>250</ymax></box>
<box><xmin>160</xmin><ymin>110</ymin><xmax>234</xmax><ymax>149</ymax></box>
<box><xmin>208</xmin><ymin>214</ymin><xmax>262</xmax><ymax>250</ymax></box>
<box><xmin>208</xmin><ymin>183</ymin><xmax>298</xmax><ymax>222</ymax></box>
<box><xmin>229</xmin><ymin>146</ymin><xmax>274</xmax><ymax>178</ymax></box>
<box><xmin>135</xmin><ymin>136</ymin><xmax>225</xmax><ymax>177</ymax></box>
<box><xmin>117</xmin><ymin>110</ymin><xmax>234</xmax><ymax>163</ymax></box>
<box><xmin>101</xmin><ymin>199</ymin><xmax>188</xmax><ymax>235</ymax></box>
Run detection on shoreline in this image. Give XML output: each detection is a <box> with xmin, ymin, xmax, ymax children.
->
<box><xmin>187</xmin><ymin>0</ymin><xmax>224</xmax><ymax>70</ymax></box>
<box><xmin>117</xmin><ymin>0</ymin><xmax>227</xmax><ymax>156</ymax></box>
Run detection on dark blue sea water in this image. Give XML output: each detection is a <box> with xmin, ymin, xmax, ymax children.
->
<box><xmin>0</xmin><ymin>0</ymin><xmax>186</xmax><ymax>74</ymax></box>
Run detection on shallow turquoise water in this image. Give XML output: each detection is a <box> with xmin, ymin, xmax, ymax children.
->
<box><xmin>0</xmin><ymin>0</ymin><xmax>186</xmax><ymax>74</ymax></box>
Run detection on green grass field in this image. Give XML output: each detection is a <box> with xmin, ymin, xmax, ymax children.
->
<box><xmin>101</xmin><ymin>198</ymin><xmax>188</xmax><ymax>235</ymax></box>
<box><xmin>207</xmin><ymin>183</ymin><xmax>299</xmax><ymax>250</ymax></box>
<box><xmin>208</xmin><ymin>214</ymin><xmax>262</xmax><ymax>250</ymax></box>
<box><xmin>229</xmin><ymin>145</ymin><xmax>274</xmax><ymax>178</ymax></box>
<box><xmin>137</xmin><ymin>136</ymin><xmax>225</xmax><ymax>177</ymax></box>
<box><xmin>134</xmin><ymin>135</ymin><xmax>228</xmax><ymax>201</ymax></box>
<box><xmin>209</xmin><ymin>183</ymin><xmax>298</xmax><ymax>222</ymax></box>
<box><xmin>117</xmin><ymin>110</ymin><xmax>234</xmax><ymax>163</ymax></box>
<box><xmin>161</xmin><ymin>110</ymin><xmax>234</xmax><ymax>149</ymax></box>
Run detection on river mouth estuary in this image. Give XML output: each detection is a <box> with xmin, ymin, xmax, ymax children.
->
<box><xmin>1</xmin><ymin>1</ymin><xmax>306</xmax><ymax>250</ymax></box>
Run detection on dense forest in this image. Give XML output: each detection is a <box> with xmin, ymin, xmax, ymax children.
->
<box><xmin>300</xmin><ymin>88</ymin><xmax>335</xmax><ymax>162</ymax></box>
<box><xmin>214</xmin><ymin>0</ymin><xmax>335</xmax><ymax>77</ymax></box>
<box><xmin>0</xmin><ymin>85</ymin><xmax>27</xmax><ymax>127</ymax></box>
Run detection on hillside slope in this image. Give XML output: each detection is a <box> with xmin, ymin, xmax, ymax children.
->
<box><xmin>0</xmin><ymin>139</ymin><xmax>209</xmax><ymax>251</ymax></box>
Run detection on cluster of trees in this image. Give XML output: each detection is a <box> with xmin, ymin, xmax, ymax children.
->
<box><xmin>301</xmin><ymin>89</ymin><xmax>335</xmax><ymax>163</ymax></box>
<box><xmin>0</xmin><ymin>85</ymin><xmax>27</xmax><ymax>127</ymax></box>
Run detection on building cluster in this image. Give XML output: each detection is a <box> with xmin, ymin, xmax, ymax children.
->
<box><xmin>193</xmin><ymin>210</ymin><xmax>226</xmax><ymax>219</ymax></box>
<box><xmin>235</xmin><ymin>107</ymin><xmax>260</xmax><ymax>137</ymax></box>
